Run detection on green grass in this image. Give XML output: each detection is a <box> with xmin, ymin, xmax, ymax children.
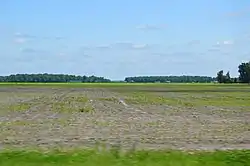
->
<box><xmin>0</xmin><ymin>149</ymin><xmax>249</xmax><ymax>166</ymax></box>
<box><xmin>7</xmin><ymin>103</ymin><xmax>33</xmax><ymax>112</ymax></box>
<box><xmin>0</xmin><ymin>83</ymin><xmax>249</xmax><ymax>94</ymax></box>
<box><xmin>123</xmin><ymin>91</ymin><xmax>250</xmax><ymax>107</ymax></box>
<box><xmin>0</xmin><ymin>82</ymin><xmax>249</xmax><ymax>87</ymax></box>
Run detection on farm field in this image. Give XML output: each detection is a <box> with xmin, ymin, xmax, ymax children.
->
<box><xmin>0</xmin><ymin>83</ymin><xmax>250</xmax><ymax>165</ymax></box>
<box><xmin>0</xmin><ymin>83</ymin><xmax>249</xmax><ymax>151</ymax></box>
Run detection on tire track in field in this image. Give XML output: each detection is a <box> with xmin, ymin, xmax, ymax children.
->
<box><xmin>117</xmin><ymin>98</ymin><xmax>148</xmax><ymax>114</ymax></box>
<box><xmin>93</xmin><ymin>88</ymin><xmax>149</xmax><ymax>114</ymax></box>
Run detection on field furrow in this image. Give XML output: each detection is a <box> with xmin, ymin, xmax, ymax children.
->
<box><xmin>0</xmin><ymin>85</ymin><xmax>250</xmax><ymax>151</ymax></box>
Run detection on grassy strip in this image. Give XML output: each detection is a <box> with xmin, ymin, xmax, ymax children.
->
<box><xmin>123</xmin><ymin>91</ymin><xmax>250</xmax><ymax>107</ymax></box>
<box><xmin>0</xmin><ymin>82</ymin><xmax>249</xmax><ymax>87</ymax></box>
<box><xmin>0</xmin><ymin>149</ymin><xmax>249</xmax><ymax>166</ymax></box>
<box><xmin>0</xmin><ymin>83</ymin><xmax>249</xmax><ymax>92</ymax></box>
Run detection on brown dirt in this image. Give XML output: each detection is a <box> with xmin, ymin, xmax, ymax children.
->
<box><xmin>0</xmin><ymin>87</ymin><xmax>249</xmax><ymax>150</ymax></box>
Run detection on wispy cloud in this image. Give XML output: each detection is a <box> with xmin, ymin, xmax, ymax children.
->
<box><xmin>150</xmin><ymin>51</ymin><xmax>199</xmax><ymax>59</ymax></box>
<box><xmin>13</xmin><ymin>32</ymin><xmax>66</xmax><ymax>44</ymax></box>
<box><xmin>112</xmin><ymin>42</ymin><xmax>151</xmax><ymax>50</ymax></box>
<box><xmin>55</xmin><ymin>36</ymin><xmax>65</xmax><ymax>40</ymax></box>
<box><xmin>222</xmin><ymin>40</ymin><xmax>234</xmax><ymax>45</ymax></box>
<box><xmin>14</xmin><ymin>32</ymin><xmax>36</xmax><ymax>38</ymax></box>
<box><xmin>207</xmin><ymin>47</ymin><xmax>220</xmax><ymax>52</ymax></box>
<box><xmin>131</xmin><ymin>44</ymin><xmax>150</xmax><ymax>49</ymax></box>
<box><xmin>81</xmin><ymin>42</ymin><xmax>151</xmax><ymax>51</ymax></box>
<box><xmin>187</xmin><ymin>40</ymin><xmax>201</xmax><ymax>46</ymax></box>
<box><xmin>19</xmin><ymin>47</ymin><xmax>48</xmax><ymax>54</ymax></box>
<box><xmin>147</xmin><ymin>52</ymin><xmax>200</xmax><ymax>65</ymax></box>
<box><xmin>56</xmin><ymin>51</ymin><xmax>91</xmax><ymax>63</ymax></box>
<box><xmin>245</xmin><ymin>33</ymin><xmax>250</xmax><ymax>40</ymax></box>
<box><xmin>168</xmin><ymin>51</ymin><xmax>197</xmax><ymax>57</ymax></box>
<box><xmin>136</xmin><ymin>24</ymin><xmax>167</xmax><ymax>30</ymax></box>
<box><xmin>58</xmin><ymin>52</ymin><xmax>66</xmax><ymax>56</ymax></box>
<box><xmin>207</xmin><ymin>40</ymin><xmax>234</xmax><ymax>52</ymax></box>
<box><xmin>95</xmin><ymin>45</ymin><xmax>112</xmax><ymax>50</ymax></box>
<box><xmin>80</xmin><ymin>44</ymin><xmax>112</xmax><ymax>51</ymax></box>
<box><xmin>111</xmin><ymin>42</ymin><xmax>133</xmax><ymax>49</ymax></box>
<box><xmin>41</xmin><ymin>36</ymin><xmax>66</xmax><ymax>40</ymax></box>
<box><xmin>215</xmin><ymin>40</ymin><xmax>234</xmax><ymax>46</ymax></box>
<box><xmin>151</xmin><ymin>53</ymin><xmax>169</xmax><ymax>57</ymax></box>
<box><xmin>225</xmin><ymin>6</ymin><xmax>250</xmax><ymax>17</ymax></box>
<box><xmin>14</xmin><ymin>38</ymin><xmax>27</xmax><ymax>44</ymax></box>
<box><xmin>20</xmin><ymin>48</ymin><xmax>37</xmax><ymax>53</ymax></box>
<box><xmin>15</xmin><ymin>48</ymin><xmax>51</xmax><ymax>62</ymax></box>
<box><xmin>13</xmin><ymin>32</ymin><xmax>36</xmax><ymax>44</ymax></box>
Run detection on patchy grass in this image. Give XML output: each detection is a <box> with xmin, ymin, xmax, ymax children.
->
<box><xmin>7</xmin><ymin>102</ymin><xmax>33</xmax><ymax>112</ymax></box>
<box><xmin>124</xmin><ymin>92</ymin><xmax>194</xmax><ymax>106</ymax></box>
<box><xmin>48</xmin><ymin>96</ymin><xmax>93</xmax><ymax>113</ymax></box>
<box><xmin>0</xmin><ymin>84</ymin><xmax>249</xmax><ymax>154</ymax></box>
<box><xmin>0</xmin><ymin>149</ymin><xmax>249</xmax><ymax>166</ymax></box>
<box><xmin>0</xmin><ymin>120</ymin><xmax>32</xmax><ymax>126</ymax></box>
<box><xmin>79</xmin><ymin>106</ymin><xmax>95</xmax><ymax>113</ymax></box>
<box><xmin>98</xmin><ymin>97</ymin><xmax>120</xmax><ymax>103</ymax></box>
<box><xmin>67</xmin><ymin>96</ymin><xmax>89</xmax><ymax>103</ymax></box>
<box><xmin>123</xmin><ymin>91</ymin><xmax>250</xmax><ymax>108</ymax></box>
<box><xmin>50</xmin><ymin>102</ymin><xmax>95</xmax><ymax>113</ymax></box>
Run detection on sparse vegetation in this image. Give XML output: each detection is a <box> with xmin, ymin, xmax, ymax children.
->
<box><xmin>0</xmin><ymin>83</ymin><xmax>249</xmax><ymax>165</ymax></box>
<box><xmin>123</xmin><ymin>91</ymin><xmax>250</xmax><ymax>108</ymax></box>
<box><xmin>79</xmin><ymin>106</ymin><xmax>95</xmax><ymax>113</ymax></box>
<box><xmin>7</xmin><ymin>102</ymin><xmax>33</xmax><ymax>112</ymax></box>
<box><xmin>98</xmin><ymin>97</ymin><xmax>120</xmax><ymax>103</ymax></box>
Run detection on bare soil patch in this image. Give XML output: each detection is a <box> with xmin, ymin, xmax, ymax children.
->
<box><xmin>0</xmin><ymin>87</ymin><xmax>249</xmax><ymax>150</ymax></box>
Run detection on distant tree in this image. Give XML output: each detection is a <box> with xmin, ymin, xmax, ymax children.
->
<box><xmin>233</xmin><ymin>77</ymin><xmax>238</xmax><ymax>83</ymax></box>
<box><xmin>225</xmin><ymin>71</ymin><xmax>232</xmax><ymax>83</ymax></box>
<box><xmin>124</xmin><ymin>76</ymin><xmax>216</xmax><ymax>83</ymax></box>
<box><xmin>216</xmin><ymin>70</ymin><xmax>224</xmax><ymax>83</ymax></box>
<box><xmin>238</xmin><ymin>61</ymin><xmax>250</xmax><ymax>83</ymax></box>
<box><xmin>0</xmin><ymin>74</ymin><xmax>111</xmax><ymax>83</ymax></box>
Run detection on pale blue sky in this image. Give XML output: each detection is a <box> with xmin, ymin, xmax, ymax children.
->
<box><xmin>1</xmin><ymin>0</ymin><xmax>250</xmax><ymax>79</ymax></box>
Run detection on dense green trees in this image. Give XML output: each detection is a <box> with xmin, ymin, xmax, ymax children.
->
<box><xmin>216</xmin><ymin>70</ymin><xmax>224</xmax><ymax>83</ymax></box>
<box><xmin>216</xmin><ymin>70</ymin><xmax>232</xmax><ymax>83</ymax></box>
<box><xmin>216</xmin><ymin>61</ymin><xmax>250</xmax><ymax>84</ymax></box>
<box><xmin>225</xmin><ymin>72</ymin><xmax>231</xmax><ymax>83</ymax></box>
<box><xmin>0</xmin><ymin>61</ymin><xmax>249</xmax><ymax>83</ymax></box>
<box><xmin>0</xmin><ymin>74</ymin><xmax>111</xmax><ymax>83</ymax></box>
<box><xmin>124</xmin><ymin>76</ymin><xmax>216</xmax><ymax>83</ymax></box>
<box><xmin>238</xmin><ymin>61</ymin><xmax>250</xmax><ymax>83</ymax></box>
<box><xmin>126</xmin><ymin>61</ymin><xmax>250</xmax><ymax>84</ymax></box>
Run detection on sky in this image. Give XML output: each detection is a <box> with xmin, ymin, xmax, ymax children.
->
<box><xmin>1</xmin><ymin>0</ymin><xmax>250</xmax><ymax>80</ymax></box>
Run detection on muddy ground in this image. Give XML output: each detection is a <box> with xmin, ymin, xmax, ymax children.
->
<box><xmin>0</xmin><ymin>87</ymin><xmax>249</xmax><ymax>150</ymax></box>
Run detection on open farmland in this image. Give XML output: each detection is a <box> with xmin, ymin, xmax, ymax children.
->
<box><xmin>0</xmin><ymin>83</ymin><xmax>250</xmax><ymax>151</ymax></box>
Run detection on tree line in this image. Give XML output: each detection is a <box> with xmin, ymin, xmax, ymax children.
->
<box><xmin>0</xmin><ymin>73</ymin><xmax>111</xmax><ymax>83</ymax></box>
<box><xmin>124</xmin><ymin>76</ymin><xmax>216</xmax><ymax>83</ymax></box>
<box><xmin>125</xmin><ymin>61</ymin><xmax>250</xmax><ymax>84</ymax></box>
<box><xmin>0</xmin><ymin>61</ymin><xmax>249</xmax><ymax>83</ymax></box>
<box><xmin>216</xmin><ymin>61</ymin><xmax>250</xmax><ymax>83</ymax></box>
